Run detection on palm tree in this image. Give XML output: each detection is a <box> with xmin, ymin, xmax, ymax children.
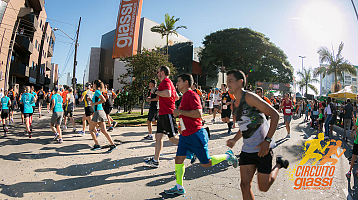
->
<box><xmin>314</xmin><ymin>42</ymin><xmax>356</xmax><ymax>92</ymax></box>
<box><xmin>297</xmin><ymin>68</ymin><xmax>319</xmax><ymax>96</ymax></box>
<box><xmin>150</xmin><ymin>13</ymin><xmax>187</xmax><ymax>55</ymax></box>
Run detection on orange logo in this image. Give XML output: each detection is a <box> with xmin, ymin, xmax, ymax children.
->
<box><xmin>287</xmin><ymin>133</ymin><xmax>345</xmax><ymax>190</ymax></box>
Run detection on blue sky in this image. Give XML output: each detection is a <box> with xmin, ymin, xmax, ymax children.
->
<box><xmin>45</xmin><ymin>0</ymin><xmax>358</xmax><ymax>94</ymax></box>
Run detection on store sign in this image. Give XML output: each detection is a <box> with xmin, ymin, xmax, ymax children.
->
<box><xmin>112</xmin><ymin>0</ymin><xmax>143</xmax><ymax>58</ymax></box>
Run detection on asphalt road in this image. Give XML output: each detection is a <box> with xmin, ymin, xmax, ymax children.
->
<box><xmin>0</xmin><ymin>108</ymin><xmax>356</xmax><ymax>200</ymax></box>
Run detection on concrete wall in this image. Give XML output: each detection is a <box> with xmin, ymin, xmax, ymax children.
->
<box><xmin>113</xmin><ymin>59</ymin><xmax>131</xmax><ymax>91</ymax></box>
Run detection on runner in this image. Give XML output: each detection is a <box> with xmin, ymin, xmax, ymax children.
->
<box><xmin>45</xmin><ymin>89</ymin><xmax>51</xmax><ymax>113</ymax></box>
<box><xmin>7</xmin><ymin>87</ymin><xmax>15</xmax><ymax>124</ymax></box>
<box><xmin>221</xmin><ymin>83</ymin><xmax>234</xmax><ymax>134</ymax></box>
<box><xmin>61</xmin><ymin>87</ymin><xmax>69</xmax><ymax>130</ymax></box>
<box><xmin>78</xmin><ymin>83</ymin><xmax>94</xmax><ymax>136</ymax></box>
<box><xmin>144</xmin><ymin>66</ymin><xmax>180</xmax><ymax>168</ymax></box>
<box><xmin>164</xmin><ymin>73</ymin><xmax>238</xmax><ymax>195</ymax></box>
<box><xmin>1</xmin><ymin>90</ymin><xmax>11</xmax><ymax>136</ymax></box>
<box><xmin>37</xmin><ymin>86</ymin><xmax>45</xmax><ymax>118</ymax></box>
<box><xmin>88</xmin><ymin>79</ymin><xmax>116</xmax><ymax>152</ymax></box>
<box><xmin>104</xmin><ymin>84</ymin><xmax>117</xmax><ymax>131</ymax></box>
<box><xmin>19</xmin><ymin>88</ymin><xmax>25</xmax><ymax>125</ymax></box>
<box><xmin>208</xmin><ymin>89</ymin><xmax>214</xmax><ymax>115</ymax></box>
<box><xmin>64</xmin><ymin>87</ymin><xmax>76</xmax><ymax>132</ymax></box>
<box><xmin>212</xmin><ymin>88</ymin><xmax>221</xmax><ymax>122</ymax></box>
<box><xmin>30</xmin><ymin>86</ymin><xmax>37</xmax><ymax>132</ymax></box>
<box><xmin>51</xmin><ymin>87</ymin><xmax>64</xmax><ymax>143</ymax></box>
<box><xmin>20</xmin><ymin>86</ymin><xmax>35</xmax><ymax>138</ymax></box>
<box><xmin>225</xmin><ymin>69</ymin><xmax>289</xmax><ymax>199</ymax></box>
<box><xmin>280</xmin><ymin>93</ymin><xmax>293</xmax><ymax>138</ymax></box>
<box><xmin>144</xmin><ymin>79</ymin><xmax>158</xmax><ymax>140</ymax></box>
<box><xmin>347</xmin><ymin>118</ymin><xmax>358</xmax><ymax>178</ymax></box>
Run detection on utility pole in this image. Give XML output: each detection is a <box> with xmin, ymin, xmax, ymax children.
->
<box><xmin>299</xmin><ymin>55</ymin><xmax>306</xmax><ymax>95</ymax></box>
<box><xmin>72</xmin><ymin>17</ymin><xmax>81</xmax><ymax>94</ymax></box>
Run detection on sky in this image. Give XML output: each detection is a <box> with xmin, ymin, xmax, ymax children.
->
<box><xmin>45</xmin><ymin>0</ymin><xmax>358</xmax><ymax>94</ymax></box>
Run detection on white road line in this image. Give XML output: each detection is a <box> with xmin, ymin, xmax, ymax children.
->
<box><xmin>301</xmin><ymin>129</ymin><xmax>309</xmax><ymax>139</ymax></box>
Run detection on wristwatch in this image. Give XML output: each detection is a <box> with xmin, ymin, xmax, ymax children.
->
<box><xmin>264</xmin><ymin>136</ymin><xmax>272</xmax><ymax>143</ymax></box>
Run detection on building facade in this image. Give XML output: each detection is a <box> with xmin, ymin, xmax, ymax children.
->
<box><xmin>320</xmin><ymin>64</ymin><xmax>358</xmax><ymax>95</ymax></box>
<box><xmin>0</xmin><ymin>0</ymin><xmax>56</xmax><ymax>93</ymax></box>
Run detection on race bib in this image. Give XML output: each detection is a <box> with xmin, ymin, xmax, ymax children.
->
<box><xmin>179</xmin><ymin>118</ymin><xmax>186</xmax><ymax>131</ymax></box>
<box><xmin>223</xmin><ymin>105</ymin><xmax>228</xmax><ymax>110</ymax></box>
<box><xmin>285</xmin><ymin>109</ymin><xmax>291</xmax><ymax>114</ymax></box>
<box><xmin>223</xmin><ymin>99</ymin><xmax>226</xmax><ymax>103</ymax></box>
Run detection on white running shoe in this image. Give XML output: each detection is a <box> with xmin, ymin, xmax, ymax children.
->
<box><xmin>72</xmin><ymin>127</ymin><xmax>76</xmax><ymax>132</ymax></box>
<box><xmin>62</xmin><ymin>125</ymin><xmax>67</xmax><ymax>130</ymax></box>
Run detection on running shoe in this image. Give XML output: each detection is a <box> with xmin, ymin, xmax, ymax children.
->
<box><xmin>276</xmin><ymin>155</ymin><xmax>289</xmax><ymax>169</ymax></box>
<box><xmin>225</xmin><ymin>149</ymin><xmax>238</xmax><ymax>168</ymax></box>
<box><xmin>286</xmin><ymin>133</ymin><xmax>290</xmax><ymax>138</ymax></box>
<box><xmin>5</xmin><ymin>127</ymin><xmax>9</xmax><ymax>132</ymax></box>
<box><xmin>72</xmin><ymin>127</ymin><xmax>76</xmax><ymax>132</ymax></box>
<box><xmin>95</xmin><ymin>132</ymin><xmax>100</xmax><ymax>138</ymax></box>
<box><xmin>164</xmin><ymin>185</ymin><xmax>185</xmax><ymax>195</ymax></box>
<box><xmin>227</xmin><ymin>130</ymin><xmax>232</xmax><ymax>135</ymax></box>
<box><xmin>78</xmin><ymin>130</ymin><xmax>85</xmax><ymax>136</ymax></box>
<box><xmin>29</xmin><ymin>132</ymin><xmax>32</xmax><ymax>138</ymax></box>
<box><xmin>143</xmin><ymin>135</ymin><xmax>153</xmax><ymax>140</ymax></box>
<box><xmin>107</xmin><ymin>127</ymin><xmax>114</xmax><ymax>132</ymax></box>
<box><xmin>57</xmin><ymin>138</ymin><xmax>63</xmax><ymax>143</ymax></box>
<box><xmin>346</xmin><ymin>171</ymin><xmax>351</xmax><ymax>178</ymax></box>
<box><xmin>11</xmin><ymin>118</ymin><xmax>13</xmax><ymax>123</ymax></box>
<box><xmin>324</xmin><ymin>136</ymin><xmax>329</xmax><ymax>140</ymax></box>
<box><xmin>21</xmin><ymin>122</ymin><xmax>24</xmax><ymax>125</ymax></box>
<box><xmin>107</xmin><ymin>145</ymin><xmax>116</xmax><ymax>153</ymax></box>
<box><xmin>39</xmin><ymin>113</ymin><xmax>41</xmax><ymax>118</ymax></box>
<box><xmin>53</xmin><ymin>133</ymin><xmax>59</xmax><ymax>141</ymax></box>
<box><xmin>211</xmin><ymin>118</ymin><xmax>215</xmax><ymax>123</ymax></box>
<box><xmin>112</xmin><ymin>121</ymin><xmax>118</xmax><ymax>127</ymax></box>
<box><xmin>190</xmin><ymin>154</ymin><xmax>197</xmax><ymax>164</ymax></box>
<box><xmin>62</xmin><ymin>125</ymin><xmax>67</xmax><ymax>130</ymax></box>
<box><xmin>8</xmin><ymin>121</ymin><xmax>11</xmax><ymax>126</ymax></box>
<box><xmin>47</xmin><ymin>110</ymin><xmax>50</xmax><ymax>113</ymax></box>
<box><xmin>4</xmin><ymin>133</ymin><xmax>7</xmax><ymax>137</ymax></box>
<box><xmin>145</xmin><ymin>157</ymin><xmax>159</xmax><ymax>168</ymax></box>
<box><xmin>91</xmin><ymin>144</ymin><xmax>101</xmax><ymax>151</ymax></box>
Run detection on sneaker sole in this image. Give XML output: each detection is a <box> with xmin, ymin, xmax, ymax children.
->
<box><xmin>91</xmin><ymin>147</ymin><xmax>101</xmax><ymax>151</ymax></box>
<box><xmin>165</xmin><ymin>191</ymin><xmax>185</xmax><ymax>195</ymax></box>
<box><xmin>145</xmin><ymin>161</ymin><xmax>159</xmax><ymax>168</ymax></box>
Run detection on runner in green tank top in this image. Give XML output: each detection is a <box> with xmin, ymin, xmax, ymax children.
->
<box><xmin>225</xmin><ymin>69</ymin><xmax>289</xmax><ymax>200</ymax></box>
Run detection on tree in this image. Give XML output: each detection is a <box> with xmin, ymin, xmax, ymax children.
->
<box><xmin>314</xmin><ymin>42</ymin><xmax>356</xmax><ymax>92</ymax></box>
<box><xmin>297</xmin><ymin>68</ymin><xmax>319</xmax><ymax>96</ymax></box>
<box><xmin>118</xmin><ymin>48</ymin><xmax>175</xmax><ymax>114</ymax></box>
<box><xmin>150</xmin><ymin>13</ymin><xmax>187</xmax><ymax>56</ymax></box>
<box><xmin>199</xmin><ymin>28</ymin><xmax>293</xmax><ymax>85</ymax></box>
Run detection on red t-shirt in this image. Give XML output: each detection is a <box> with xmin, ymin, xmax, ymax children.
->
<box><xmin>158</xmin><ymin>78</ymin><xmax>176</xmax><ymax>115</ymax></box>
<box><xmin>283</xmin><ymin>99</ymin><xmax>292</xmax><ymax>116</ymax></box>
<box><xmin>179</xmin><ymin>90</ymin><xmax>202</xmax><ymax>136</ymax></box>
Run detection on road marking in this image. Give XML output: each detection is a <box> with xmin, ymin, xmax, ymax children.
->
<box><xmin>301</xmin><ymin>129</ymin><xmax>309</xmax><ymax>139</ymax></box>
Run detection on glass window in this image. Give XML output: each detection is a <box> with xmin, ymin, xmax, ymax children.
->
<box><xmin>0</xmin><ymin>1</ymin><xmax>8</xmax><ymax>23</ymax></box>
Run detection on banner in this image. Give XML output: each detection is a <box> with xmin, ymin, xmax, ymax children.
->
<box><xmin>112</xmin><ymin>0</ymin><xmax>143</xmax><ymax>58</ymax></box>
<box><xmin>256</xmin><ymin>82</ymin><xmax>291</xmax><ymax>91</ymax></box>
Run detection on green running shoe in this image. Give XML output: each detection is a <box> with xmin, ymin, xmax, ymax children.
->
<box><xmin>226</xmin><ymin>149</ymin><xmax>238</xmax><ymax>168</ymax></box>
<box><xmin>164</xmin><ymin>185</ymin><xmax>185</xmax><ymax>195</ymax></box>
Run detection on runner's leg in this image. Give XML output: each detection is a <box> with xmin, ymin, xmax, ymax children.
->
<box><xmin>98</xmin><ymin>121</ymin><xmax>115</xmax><ymax>145</ymax></box>
<box><xmin>240</xmin><ymin>165</ymin><xmax>256</xmax><ymax>200</ymax></box>
<box><xmin>154</xmin><ymin>133</ymin><xmax>164</xmax><ymax>161</ymax></box>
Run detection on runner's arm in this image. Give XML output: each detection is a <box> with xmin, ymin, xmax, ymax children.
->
<box><xmin>155</xmin><ymin>89</ymin><xmax>171</xmax><ymax>98</ymax></box>
<box><xmin>149</xmin><ymin>96</ymin><xmax>159</xmax><ymax>102</ymax></box>
<box><xmin>226</xmin><ymin>129</ymin><xmax>243</xmax><ymax>148</ymax></box>
<box><xmin>174</xmin><ymin>109</ymin><xmax>202</xmax><ymax>118</ymax></box>
<box><xmin>92</xmin><ymin>94</ymin><xmax>106</xmax><ymax>106</ymax></box>
<box><xmin>51</xmin><ymin>99</ymin><xmax>55</xmax><ymax>110</ymax></box>
<box><xmin>8</xmin><ymin>99</ymin><xmax>11</xmax><ymax>106</ymax></box>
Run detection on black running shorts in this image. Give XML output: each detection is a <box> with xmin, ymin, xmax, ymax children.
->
<box><xmin>85</xmin><ymin>106</ymin><xmax>94</xmax><ymax>117</ymax></box>
<box><xmin>65</xmin><ymin>110</ymin><xmax>73</xmax><ymax>117</ymax></box>
<box><xmin>104</xmin><ymin>105</ymin><xmax>113</xmax><ymax>115</ymax></box>
<box><xmin>24</xmin><ymin>113</ymin><xmax>33</xmax><ymax>118</ymax></box>
<box><xmin>239</xmin><ymin>149</ymin><xmax>273</xmax><ymax>174</ymax></box>
<box><xmin>353</xmin><ymin>143</ymin><xmax>358</xmax><ymax>155</ymax></box>
<box><xmin>221</xmin><ymin>108</ymin><xmax>231</xmax><ymax>119</ymax></box>
<box><xmin>38</xmin><ymin>99</ymin><xmax>44</xmax><ymax>107</ymax></box>
<box><xmin>147</xmin><ymin>107</ymin><xmax>158</xmax><ymax>121</ymax></box>
<box><xmin>156</xmin><ymin>114</ymin><xmax>178</xmax><ymax>138</ymax></box>
<box><xmin>1</xmin><ymin>109</ymin><xmax>9</xmax><ymax>119</ymax></box>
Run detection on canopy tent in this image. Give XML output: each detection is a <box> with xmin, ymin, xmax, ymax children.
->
<box><xmin>328</xmin><ymin>85</ymin><xmax>357</xmax><ymax>101</ymax></box>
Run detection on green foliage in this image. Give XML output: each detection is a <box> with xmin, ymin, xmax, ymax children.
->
<box><xmin>297</xmin><ymin>68</ymin><xmax>319</xmax><ymax>95</ymax></box>
<box><xmin>314</xmin><ymin>42</ymin><xmax>355</xmax><ymax>92</ymax></box>
<box><xmin>150</xmin><ymin>13</ymin><xmax>187</xmax><ymax>55</ymax></box>
<box><xmin>199</xmin><ymin>28</ymin><xmax>293</xmax><ymax>85</ymax></box>
<box><xmin>118</xmin><ymin>48</ymin><xmax>175</xmax><ymax>113</ymax></box>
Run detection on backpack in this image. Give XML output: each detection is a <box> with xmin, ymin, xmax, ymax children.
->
<box><xmin>329</xmin><ymin>102</ymin><xmax>337</xmax><ymax>115</ymax></box>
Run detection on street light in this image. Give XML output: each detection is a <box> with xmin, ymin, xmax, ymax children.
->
<box><xmin>299</xmin><ymin>55</ymin><xmax>306</xmax><ymax>95</ymax></box>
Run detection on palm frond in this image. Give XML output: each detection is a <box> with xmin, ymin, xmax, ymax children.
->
<box><xmin>308</xmin><ymin>84</ymin><xmax>318</xmax><ymax>94</ymax></box>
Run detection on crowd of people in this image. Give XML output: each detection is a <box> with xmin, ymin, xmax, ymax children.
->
<box><xmin>4</xmin><ymin>65</ymin><xmax>358</xmax><ymax>199</ymax></box>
